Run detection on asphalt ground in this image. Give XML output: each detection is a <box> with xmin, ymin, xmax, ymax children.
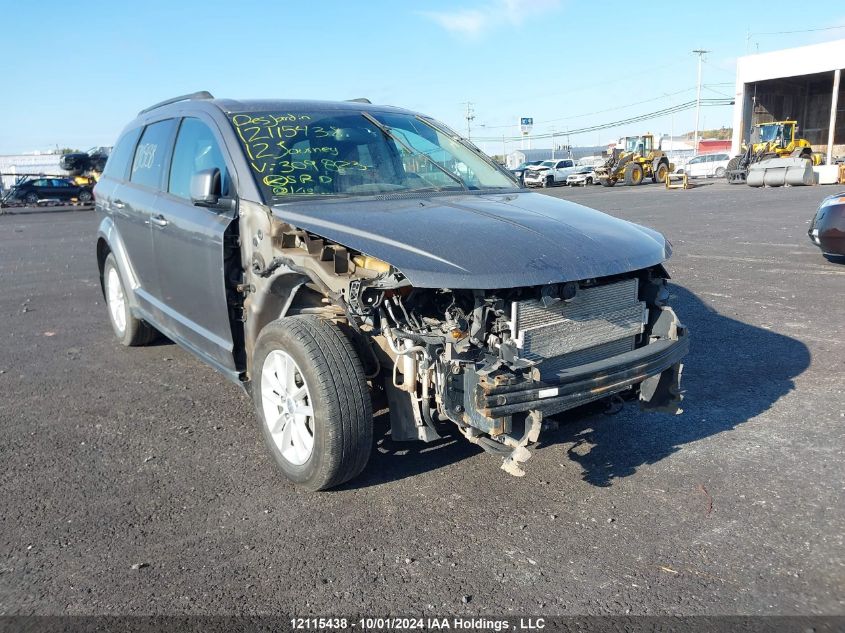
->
<box><xmin>0</xmin><ymin>180</ymin><xmax>843</xmax><ymax>617</ymax></box>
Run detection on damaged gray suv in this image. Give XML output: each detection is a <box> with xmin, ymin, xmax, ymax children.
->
<box><xmin>95</xmin><ymin>92</ymin><xmax>688</xmax><ymax>490</ymax></box>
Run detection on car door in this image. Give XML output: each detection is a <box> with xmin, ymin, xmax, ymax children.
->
<box><xmin>116</xmin><ymin>118</ymin><xmax>179</xmax><ymax>314</ymax></box>
<box><xmin>150</xmin><ymin>115</ymin><xmax>239</xmax><ymax>373</ymax></box>
<box><xmin>31</xmin><ymin>178</ymin><xmax>50</xmax><ymax>199</ymax></box>
<box><xmin>51</xmin><ymin>179</ymin><xmax>72</xmax><ymax>200</ymax></box>
<box><xmin>686</xmin><ymin>156</ymin><xmax>703</xmax><ymax>178</ymax></box>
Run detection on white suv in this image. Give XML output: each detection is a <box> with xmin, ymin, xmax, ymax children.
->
<box><xmin>679</xmin><ymin>153</ymin><xmax>730</xmax><ymax>179</ymax></box>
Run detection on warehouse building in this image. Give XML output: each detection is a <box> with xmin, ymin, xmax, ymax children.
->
<box><xmin>0</xmin><ymin>152</ymin><xmax>66</xmax><ymax>191</ymax></box>
<box><xmin>731</xmin><ymin>39</ymin><xmax>845</xmax><ymax>162</ymax></box>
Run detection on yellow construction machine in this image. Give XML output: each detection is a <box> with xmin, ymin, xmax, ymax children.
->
<box><xmin>726</xmin><ymin>120</ymin><xmax>821</xmax><ymax>184</ymax></box>
<box><xmin>595</xmin><ymin>134</ymin><xmax>672</xmax><ymax>187</ymax></box>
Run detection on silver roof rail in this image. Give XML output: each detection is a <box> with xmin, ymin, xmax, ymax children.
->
<box><xmin>138</xmin><ymin>91</ymin><xmax>214</xmax><ymax>115</ymax></box>
<box><xmin>347</xmin><ymin>98</ymin><xmax>372</xmax><ymax>104</ymax></box>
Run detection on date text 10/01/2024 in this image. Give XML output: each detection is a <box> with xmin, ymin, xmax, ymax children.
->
<box><xmin>290</xmin><ymin>617</ymin><xmax>547</xmax><ymax>630</ymax></box>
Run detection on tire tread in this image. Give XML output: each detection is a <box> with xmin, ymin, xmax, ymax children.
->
<box><xmin>255</xmin><ymin>316</ymin><xmax>372</xmax><ymax>490</ymax></box>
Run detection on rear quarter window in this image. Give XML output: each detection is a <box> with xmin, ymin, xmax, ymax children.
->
<box><xmin>102</xmin><ymin>127</ymin><xmax>142</xmax><ymax>180</ymax></box>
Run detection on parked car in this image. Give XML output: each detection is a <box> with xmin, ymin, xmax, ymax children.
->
<box><xmin>523</xmin><ymin>158</ymin><xmax>578</xmax><ymax>187</ymax></box>
<box><xmin>566</xmin><ymin>166</ymin><xmax>598</xmax><ymax>186</ymax></box>
<box><xmin>510</xmin><ymin>160</ymin><xmax>543</xmax><ymax>186</ymax></box>
<box><xmin>9</xmin><ymin>177</ymin><xmax>93</xmax><ymax>204</ymax></box>
<box><xmin>95</xmin><ymin>92</ymin><xmax>688</xmax><ymax>490</ymax></box>
<box><xmin>675</xmin><ymin>153</ymin><xmax>730</xmax><ymax>178</ymax></box>
<box><xmin>808</xmin><ymin>192</ymin><xmax>845</xmax><ymax>262</ymax></box>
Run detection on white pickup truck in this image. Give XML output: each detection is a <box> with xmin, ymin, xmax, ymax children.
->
<box><xmin>523</xmin><ymin>158</ymin><xmax>578</xmax><ymax>188</ymax></box>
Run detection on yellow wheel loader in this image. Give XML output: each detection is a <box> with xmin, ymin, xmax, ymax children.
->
<box><xmin>726</xmin><ymin>120</ymin><xmax>821</xmax><ymax>184</ymax></box>
<box><xmin>595</xmin><ymin>134</ymin><xmax>672</xmax><ymax>187</ymax></box>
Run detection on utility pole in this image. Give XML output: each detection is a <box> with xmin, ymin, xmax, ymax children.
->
<box><xmin>550</xmin><ymin>126</ymin><xmax>557</xmax><ymax>159</ymax></box>
<box><xmin>692</xmin><ymin>49</ymin><xmax>710</xmax><ymax>155</ymax></box>
<box><xmin>463</xmin><ymin>102</ymin><xmax>475</xmax><ymax>140</ymax></box>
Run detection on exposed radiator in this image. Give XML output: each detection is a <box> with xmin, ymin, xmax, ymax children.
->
<box><xmin>511</xmin><ymin>278</ymin><xmax>646</xmax><ymax>363</ymax></box>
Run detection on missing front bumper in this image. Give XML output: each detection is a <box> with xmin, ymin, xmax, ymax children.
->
<box><xmin>449</xmin><ymin>306</ymin><xmax>689</xmax><ymax>435</ymax></box>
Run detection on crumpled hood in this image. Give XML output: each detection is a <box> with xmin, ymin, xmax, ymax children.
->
<box><xmin>271</xmin><ymin>191</ymin><xmax>670</xmax><ymax>289</ymax></box>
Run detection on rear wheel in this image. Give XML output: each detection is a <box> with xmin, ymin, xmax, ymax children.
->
<box><xmin>714</xmin><ymin>166</ymin><xmax>726</xmax><ymax>178</ymax></box>
<box><xmin>623</xmin><ymin>163</ymin><xmax>644</xmax><ymax>186</ymax></box>
<box><xmin>653</xmin><ymin>162</ymin><xmax>669</xmax><ymax>183</ymax></box>
<box><xmin>103</xmin><ymin>253</ymin><xmax>158</xmax><ymax>346</ymax></box>
<box><xmin>252</xmin><ymin>316</ymin><xmax>373</xmax><ymax>491</ymax></box>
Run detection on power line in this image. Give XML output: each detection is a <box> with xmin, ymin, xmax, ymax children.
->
<box><xmin>478</xmin><ymin>87</ymin><xmax>697</xmax><ymax>130</ymax></box>
<box><xmin>752</xmin><ymin>24</ymin><xmax>845</xmax><ymax>36</ymax></box>
<box><xmin>472</xmin><ymin>98</ymin><xmax>732</xmax><ymax>142</ymax></box>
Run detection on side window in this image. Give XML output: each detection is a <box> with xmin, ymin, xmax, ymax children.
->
<box><xmin>32</xmin><ymin>179</ymin><xmax>47</xmax><ymax>186</ymax></box>
<box><xmin>564</xmin><ymin>160</ymin><xmax>574</xmax><ymax>168</ymax></box>
<box><xmin>168</xmin><ymin>118</ymin><xmax>230</xmax><ymax>199</ymax></box>
<box><xmin>52</xmin><ymin>179</ymin><xmax>70</xmax><ymax>187</ymax></box>
<box><xmin>130</xmin><ymin>119</ymin><xmax>177</xmax><ymax>190</ymax></box>
<box><xmin>102</xmin><ymin>127</ymin><xmax>142</xmax><ymax>180</ymax></box>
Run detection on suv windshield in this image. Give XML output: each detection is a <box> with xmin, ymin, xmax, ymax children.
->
<box><xmin>228</xmin><ymin>110</ymin><xmax>517</xmax><ymax>200</ymax></box>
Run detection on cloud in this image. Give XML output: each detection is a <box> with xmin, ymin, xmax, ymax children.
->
<box><xmin>421</xmin><ymin>0</ymin><xmax>561</xmax><ymax>38</ymax></box>
<box><xmin>422</xmin><ymin>8</ymin><xmax>489</xmax><ymax>37</ymax></box>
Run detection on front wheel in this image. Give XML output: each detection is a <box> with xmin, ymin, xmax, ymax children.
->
<box><xmin>78</xmin><ymin>190</ymin><xmax>93</xmax><ymax>203</ymax></box>
<box><xmin>623</xmin><ymin>163</ymin><xmax>644</xmax><ymax>186</ymax></box>
<box><xmin>24</xmin><ymin>192</ymin><xmax>39</xmax><ymax>204</ymax></box>
<box><xmin>542</xmin><ymin>176</ymin><xmax>553</xmax><ymax>188</ymax></box>
<box><xmin>653</xmin><ymin>163</ymin><xmax>669</xmax><ymax>183</ymax></box>
<box><xmin>252</xmin><ymin>316</ymin><xmax>373</xmax><ymax>491</ymax></box>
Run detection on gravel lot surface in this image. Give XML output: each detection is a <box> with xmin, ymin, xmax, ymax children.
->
<box><xmin>1</xmin><ymin>181</ymin><xmax>843</xmax><ymax>616</ymax></box>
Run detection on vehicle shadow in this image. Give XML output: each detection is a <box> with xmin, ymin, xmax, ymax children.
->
<box><xmin>338</xmin><ymin>411</ymin><xmax>481</xmax><ymax>489</ymax></box>
<box><xmin>542</xmin><ymin>284</ymin><xmax>811</xmax><ymax>486</ymax></box>
<box><xmin>343</xmin><ymin>285</ymin><xmax>810</xmax><ymax>489</ymax></box>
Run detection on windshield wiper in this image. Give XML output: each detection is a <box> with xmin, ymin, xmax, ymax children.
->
<box><xmin>360</xmin><ymin>112</ymin><xmax>468</xmax><ymax>191</ymax></box>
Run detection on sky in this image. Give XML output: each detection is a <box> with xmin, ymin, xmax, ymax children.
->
<box><xmin>1</xmin><ymin>0</ymin><xmax>844</xmax><ymax>157</ymax></box>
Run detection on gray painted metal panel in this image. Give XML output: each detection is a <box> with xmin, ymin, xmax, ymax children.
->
<box><xmin>270</xmin><ymin>192</ymin><xmax>669</xmax><ymax>289</ymax></box>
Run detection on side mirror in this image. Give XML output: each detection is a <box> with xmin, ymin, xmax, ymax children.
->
<box><xmin>190</xmin><ymin>168</ymin><xmax>221</xmax><ymax>207</ymax></box>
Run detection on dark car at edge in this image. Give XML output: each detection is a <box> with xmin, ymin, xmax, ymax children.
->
<box><xmin>808</xmin><ymin>192</ymin><xmax>845</xmax><ymax>262</ymax></box>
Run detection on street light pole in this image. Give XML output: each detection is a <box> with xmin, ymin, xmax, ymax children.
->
<box><xmin>692</xmin><ymin>49</ymin><xmax>710</xmax><ymax>155</ymax></box>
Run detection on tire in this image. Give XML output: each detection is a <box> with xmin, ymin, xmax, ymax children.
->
<box><xmin>623</xmin><ymin>163</ymin><xmax>643</xmax><ymax>186</ymax></box>
<box><xmin>542</xmin><ymin>176</ymin><xmax>553</xmax><ymax>188</ymax></box>
<box><xmin>586</xmin><ymin>177</ymin><xmax>593</xmax><ymax>185</ymax></box>
<box><xmin>24</xmin><ymin>192</ymin><xmax>38</xmax><ymax>204</ymax></box>
<box><xmin>103</xmin><ymin>253</ymin><xmax>158</xmax><ymax>346</ymax></box>
<box><xmin>714</xmin><ymin>167</ymin><xmax>726</xmax><ymax>178</ymax></box>
<box><xmin>653</xmin><ymin>162</ymin><xmax>669</xmax><ymax>183</ymax></box>
<box><xmin>600</xmin><ymin>178</ymin><xmax>615</xmax><ymax>187</ymax></box>
<box><xmin>78</xmin><ymin>190</ymin><xmax>93</xmax><ymax>203</ymax></box>
<box><xmin>252</xmin><ymin>315</ymin><xmax>373</xmax><ymax>491</ymax></box>
<box><xmin>726</xmin><ymin>156</ymin><xmax>745</xmax><ymax>184</ymax></box>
